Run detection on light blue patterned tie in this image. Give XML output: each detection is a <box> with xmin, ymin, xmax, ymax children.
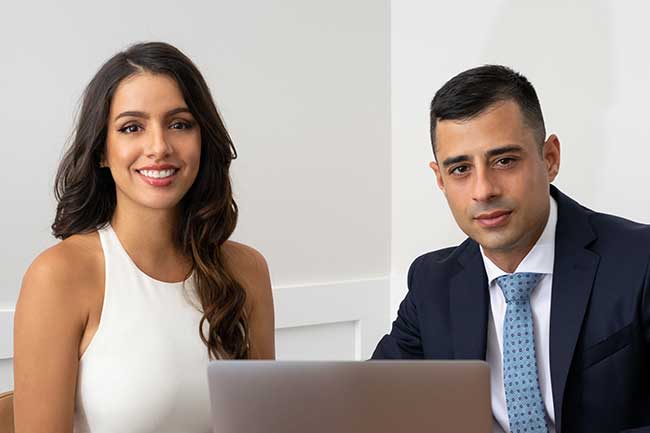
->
<box><xmin>496</xmin><ymin>272</ymin><xmax>549</xmax><ymax>433</ymax></box>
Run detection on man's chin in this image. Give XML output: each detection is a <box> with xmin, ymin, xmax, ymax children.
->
<box><xmin>472</xmin><ymin>232</ymin><xmax>517</xmax><ymax>252</ymax></box>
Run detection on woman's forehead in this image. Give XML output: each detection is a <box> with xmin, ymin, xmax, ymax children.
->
<box><xmin>110</xmin><ymin>72</ymin><xmax>186</xmax><ymax>118</ymax></box>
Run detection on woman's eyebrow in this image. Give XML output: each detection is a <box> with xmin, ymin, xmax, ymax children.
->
<box><xmin>114</xmin><ymin>110</ymin><xmax>148</xmax><ymax>121</ymax></box>
<box><xmin>113</xmin><ymin>107</ymin><xmax>191</xmax><ymax>122</ymax></box>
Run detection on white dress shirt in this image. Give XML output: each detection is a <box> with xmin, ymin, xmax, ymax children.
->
<box><xmin>481</xmin><ymin>197</ymin><xmax>558</xmax><ymax>433</ymax></box>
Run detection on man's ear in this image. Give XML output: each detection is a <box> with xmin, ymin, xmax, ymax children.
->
<box><xmin>429</xmin><ymin>161</ymin><xmax>446</xmax><ymax>194</ymax></box>
<box><xmin>542</xmin><ymin>134</ymin><xmax>561</xmax><ymax>182</ymax></box>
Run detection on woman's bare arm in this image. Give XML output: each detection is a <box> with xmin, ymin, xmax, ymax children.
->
<box><xmin>13</xmin><ymin>242</ymin><xmax>98</xmax><ymax>433</ymax></box>
<box><xmin>223</xmin><ymin>242</ymin><xmax>275</xmax><ymax>359</ymax></box>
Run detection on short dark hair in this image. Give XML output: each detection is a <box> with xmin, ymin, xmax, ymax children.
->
<box><xmin>429</xmin><ymin>65</ymin><xmax>546</xmax><ymax>158</ymax></box>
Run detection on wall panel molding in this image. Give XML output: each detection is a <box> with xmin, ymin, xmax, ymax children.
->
<box><xmin>0</xmin><ymin>308</ymin><xmax>13</xmax><ymax>360</ymax></box>
<box><xmin>0</xmin><ymin>277</ymin><xmax>390</xmax><ymax>391</ymax></box>
<box><xmin>274</xmin><ymin>277</ymin><xmax>390</xmax><ymax>360</ymax></box>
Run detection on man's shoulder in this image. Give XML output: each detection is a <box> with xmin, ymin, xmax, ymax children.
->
<box><xmin>589</xmin><ymin>209</ymin><xmax>650</xmax><ymax>235</ymax></box>
<box><xmin>558</xmin><ymin>190</ymin><xmax>650</xmax><ymax>265</ymax></box>
<box><xmin>408</xmin><ymin>239</ymin><xmax>476</xmax><ymax>283</ymax></box>
<box><xmin>411</xmin><ymin>244</ymin><xmax>466</xmax><ymax>266</ymax></box>
<box><xmin>589</xmin><ymin>210</ymin><xmax>650</xmax><ymax>254</ymax></box>
<box><xmin>555</xmin><ymin>186</ymin><xmax>650</xmax><ymax>252</ymax></box>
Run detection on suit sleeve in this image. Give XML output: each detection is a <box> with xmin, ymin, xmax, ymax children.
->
<box><xmin>371</xmin><ymin>256</ymin><xmax>425</xmax><ymax>359</ymax></box>
<box><xmin>622</xmin><ymin>254</ymin><xmax>650</xmax><ymax>433</ymax></box>
<box><xmin>641</xmin><ymin>253</ymin><xmax>650</xmax><ymax>349</ymax></box>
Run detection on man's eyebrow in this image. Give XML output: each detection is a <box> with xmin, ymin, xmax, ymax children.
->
<box><xmin>485</xmin><ymin>145</ymin><xmax>524</xmax><ymax>158</ymax></box>
<box><xmin>442</xmin><ymin>154</ymin><xmax>470</xmax><ymax>168</ymax></box>
<box><xmin>113</xmin><ymin>107</ymin><xmax>191</xmax><ymax>122</ymax></box>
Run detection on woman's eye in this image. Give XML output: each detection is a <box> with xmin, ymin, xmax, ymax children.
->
<box><xmin>118</xmin><ymin>124</ymin><xmax>142</xmax><ymax>134</ymax></box>
<box><xmin>170</xmin><ymin>121</ymin><xmax>194</xmax><ymax>130</ymax></box>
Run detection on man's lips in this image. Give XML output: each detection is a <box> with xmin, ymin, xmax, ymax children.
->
<box><xmin>474</xmin><ymin>210</ymin><xmax>512</xmax><ymax>228</ymax></box>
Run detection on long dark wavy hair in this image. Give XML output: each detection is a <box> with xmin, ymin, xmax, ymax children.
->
<box><xmin>52</xmin><ymin>42</ymin><xmax>249</xmax><ymax>359</ymax></box>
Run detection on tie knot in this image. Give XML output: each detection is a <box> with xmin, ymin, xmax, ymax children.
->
<box><xmin>496</xmin><ymin>272</ymin><xmax>543</xmax><ymax>304</ymax></box>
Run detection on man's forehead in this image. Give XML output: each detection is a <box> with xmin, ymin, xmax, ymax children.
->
<box><xmin>434</xmin><ymin>101</ymin><xmax>533</xmax><ymax>160</ymax></box>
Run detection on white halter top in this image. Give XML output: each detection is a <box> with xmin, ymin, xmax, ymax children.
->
<box><xmin>73</xmin><ymin>225</ymin><xmax>211</xmax><ymax>433</ymax></box>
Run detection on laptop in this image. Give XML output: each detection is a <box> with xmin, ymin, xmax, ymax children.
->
<box><xmin>207</xmin><ymin>360</ymin><xmax>491</xmax><ymax>433</ymax></box>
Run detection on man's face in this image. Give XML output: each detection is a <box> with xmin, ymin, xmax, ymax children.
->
<box><xmin>430</xmin><ymin>100</ymin><xmax>560</xmax><ymax>260</ymax></box>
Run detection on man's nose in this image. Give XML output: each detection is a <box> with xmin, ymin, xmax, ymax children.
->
<box><xmin>472</xmin><ymin>166</ymin><xmax>500</xmax><ymax>202</ymax></box>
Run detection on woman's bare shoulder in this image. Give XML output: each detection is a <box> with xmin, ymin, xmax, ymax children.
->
<box><xmin>20</xmin><ymin>232</ymin><xmax>104</xmax><ymax>307</ymax></box>
<box><xmin>221</xmin><ymin>241</ymin><xmax>274</xmax><ymax>358</ymax></box>
<box><xmin>222</xmin><ymin>241</ymin><xmax>267</xmax><ymax>271</ymax></box>
<box><xmin>221</xmin><ymin>241</ymin><xmax>271</xmax><ymax>298</ymax></box>
<box><xmin>13</xmin><ymin>234</ymin><xmax>105</xmax><ymax>430</ymax></box>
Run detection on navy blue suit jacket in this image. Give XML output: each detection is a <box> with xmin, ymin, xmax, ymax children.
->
<box><xmin>373</xmin><ymin>186</ymin><xmax>650</xmax><ymax>433</ymax></box>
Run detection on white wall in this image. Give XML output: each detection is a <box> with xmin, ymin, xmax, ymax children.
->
<box><xmin>390</xmin><ymin>0</ymin><xmax>650</xmax><ymax>313</ymax></box>
<box><xmin>4</xmin><ymin>0</ymin><xmax>649</xmax><ymax>396</ymax></box>
<box><xmin>0</xmin><ymin>0</ymin><xmax>391</xmax><ymax>392</ymax></box>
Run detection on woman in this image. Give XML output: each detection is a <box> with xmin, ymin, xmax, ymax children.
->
<box><xmin>13</xmin><ymin>42</ymin><xmax>275</xmax><ymax>433</ymax></box>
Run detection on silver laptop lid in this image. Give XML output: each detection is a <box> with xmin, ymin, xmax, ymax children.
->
<box><xmin>207</xmin><ymin>360</ymin><xmax>491</xmax><ymax>433</ymax></box>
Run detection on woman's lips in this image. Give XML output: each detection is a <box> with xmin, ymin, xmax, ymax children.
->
<box><xmin>474</xmin><ymin>210</ymin><xmax>512</xmax><ymax>228</ymax></box>
<box><xmin>136</xmin><ymin>169</ymin><xmax>178</xmax><ymax>187</ymax></box>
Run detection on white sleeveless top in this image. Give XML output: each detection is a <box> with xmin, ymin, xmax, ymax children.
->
<box><xmin>73</xmin><ymin>225</ymin><xmax>211</xmax><ymax>433</ymax></box>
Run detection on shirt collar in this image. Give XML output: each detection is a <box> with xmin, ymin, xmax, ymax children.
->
<box><xmin>480</xmin><ymin>196</ymin><xmax>558</xmax><ymax>285</ymax></box>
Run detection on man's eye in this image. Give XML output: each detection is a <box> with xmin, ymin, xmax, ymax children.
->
<box><xmin>495</xmin><ymin>157</ymin><xmax>515</xmax><ymax>167</ymax></box>
<box><xmin>170</xmin><ymin>121</ymin><xmax>194</xmax><ymax>130</ymax></box>
<box><xmin>118</xmin><ymin>124</ymin><xmax>142</xmax><ymax>134</ymax></box>
<box><xmin>450</xmin><ymin>165</ymin><xmax>470</xmax><ymax>175</ymax></box>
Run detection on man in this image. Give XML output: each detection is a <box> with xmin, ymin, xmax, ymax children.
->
<box><xmin>373</xmin><ymin>65</ymin><xmax>650</xmax><ymax>433</ymax></box>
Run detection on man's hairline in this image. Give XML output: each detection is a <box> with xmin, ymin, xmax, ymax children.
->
<box><xmin>431</xmin><ymin>99</ymin><xmax>545</xmax><ymax>161</ymax></box>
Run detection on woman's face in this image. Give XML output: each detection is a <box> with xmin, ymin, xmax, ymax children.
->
<box><xmin>104</xmin><ymin>72</ymin><xmax>201</xmax><ymax>212</ymax></box>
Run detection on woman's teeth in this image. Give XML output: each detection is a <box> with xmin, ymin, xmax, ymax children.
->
<box><xmin>139</xmin><ymin>169</ymin><xmax>177</xmax><ymax>179</ymax></box>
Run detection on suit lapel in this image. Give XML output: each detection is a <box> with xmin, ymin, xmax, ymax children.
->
<box><xmin>549</xmin><ymin>186</ymin><xmax>600</xmax><ymax>433</ymax></box>
<box><xmin>449</xmin><ymin>241</ymin><xmax>490</xmax><ymax>359</ymax></box>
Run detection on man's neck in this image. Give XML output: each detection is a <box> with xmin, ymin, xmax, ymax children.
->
<box><xmin>482</xmin><ymin>218</ymin><xmax>549</xmax><ymax>274</ymax></box>
<box><xmin>483</xmin><ymin>248</ymin><xmax>531</xmax><ymax>274</ymax></box>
